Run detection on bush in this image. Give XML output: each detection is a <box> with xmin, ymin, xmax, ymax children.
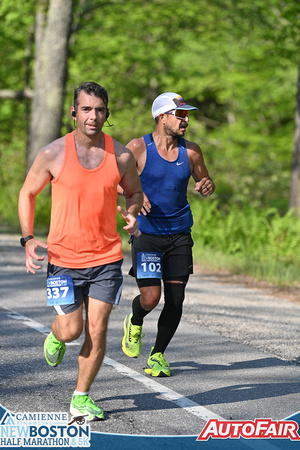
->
<box><xmin>190</xmin><ymin>195</ymin><xmax>300</xmax><ymax>286</ymax></box>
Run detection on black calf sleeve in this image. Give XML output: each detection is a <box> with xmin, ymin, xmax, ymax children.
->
<box><xmin>131</xmin><ymin>295</ymin><xmax>150</xmax><ymax>326</ymax></box>
<box><xmin>152</xmin><ymin>282</ymin><xmax>186</xmax><ymax>355</ymax></box>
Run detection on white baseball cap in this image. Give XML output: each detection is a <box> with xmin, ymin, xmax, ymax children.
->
<box><xmin>152</xmin><ymin>92</ymin><xmax>198</xmax><ymax>119</ymax></box>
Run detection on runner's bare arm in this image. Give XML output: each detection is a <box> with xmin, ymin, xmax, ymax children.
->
<box><xmin>126</xmin><ymin>138</ymin><xmax>151</xmax><ymax>215</ymax></box>
<box><xmin>187</xmin><ymin>141</ymin><xmax>215</xmax><ymax>197</ymax></box>
<box><xmin>115</xmin><ymin>141</ymin><xmax>143</xmax><ymax>236</ymax></box>
<box><xmin>18</xmin><ymin>143</ymin><xmax>62</xmax><ymax>273</ymax></box>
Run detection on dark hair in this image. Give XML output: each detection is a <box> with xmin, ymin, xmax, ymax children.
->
<box><xmin>73</xmin><ymin>82</ymin><xmax>108</xmax><ymax>111</ymax></box>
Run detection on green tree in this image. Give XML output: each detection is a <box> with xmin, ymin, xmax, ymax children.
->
<box><xmin>290</xmin><ymin>52</ymin><xmax>300</xmax><ymax>215</ymax></box>
<box><xmin>0</xmin><ymin>0</ymin><xmax>300</xmax><ymax>228</ymax></box>
<box><xmin>63</xmin><ymin>0</ymin><xmax>299</xmax><ymax>213</ymax></box>
<box><xmin>27</xmin><ymin>0</ymin><xmax>73</xmax><ymax>168</ymax></box>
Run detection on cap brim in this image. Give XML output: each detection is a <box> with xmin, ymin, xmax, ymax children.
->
<box><xmin>175</xmin><ymin>105</ymin><xmax>198</xmax><ymax>111</ymax></box>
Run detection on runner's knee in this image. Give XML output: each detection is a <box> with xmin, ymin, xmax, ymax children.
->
<box><xmin>163</xmin><ymin>280</ymin><xmax>187</xmax><ymax>311</ymax></box>
<box><xmin>140</xmin><ymin>285</ymin><xmax>161</xmax><ymax>310</ymax></box>
<box><xmin>53</xmin><ymin>315</ymin><xmax>83</xmax><ymax>342</ymax></box>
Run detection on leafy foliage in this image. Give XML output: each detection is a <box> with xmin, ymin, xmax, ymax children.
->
<box><xmin>0</xmin><ymin>0</ymin><xmax>300</xmax><ymax>284</ymax></box>
<box><xmin>191</xmin><ymin>195</ymin><xmax>300</xmax><ymax>285</ymax></box>
<box><xmin>64</xmin><ymin>0</ymin><xmax>300</xmax><ymax>213</ymax></box>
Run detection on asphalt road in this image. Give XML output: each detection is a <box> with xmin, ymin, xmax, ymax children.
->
<box><xmin>0</xmin><ymin>235</ymin><xmax>300</xmax><ymax>440</ymax></box>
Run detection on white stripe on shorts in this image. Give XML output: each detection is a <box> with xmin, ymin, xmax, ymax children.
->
<box><xmin>54</xmin><ymin>305</ymin><xmax>65</xmax><ymax>315</ymax></box>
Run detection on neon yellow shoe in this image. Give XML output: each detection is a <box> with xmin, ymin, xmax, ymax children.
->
<box><xmin>70</xmin><ymin>394</ymin><xmax>104</xmax><ymax>421</ymax></box>
<box><xmin>44</xmin><ymin>332</ymin><xmax>65</xmax><ymax>367</ymax></box>
<box><xmin>122</xmin><ymin>312</ymin><xmax>144</xmax><ymax>358</ymax></box>
<box><xmin>144</xmin><ymin>347</ymin><xmax>171</xmax><ymax>377</ymax></box>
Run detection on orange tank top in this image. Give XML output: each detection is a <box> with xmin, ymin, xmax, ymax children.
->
<box><xmin>47</xmin><ymin>131</ymin><xmax>123</xmax><ymax>268</ymax></box>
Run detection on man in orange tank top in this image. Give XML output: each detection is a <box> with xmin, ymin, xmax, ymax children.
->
<box><xmin>18</xmin><ymin>82</ymin><xmax>143</xmax><ymax>421</ymax></box>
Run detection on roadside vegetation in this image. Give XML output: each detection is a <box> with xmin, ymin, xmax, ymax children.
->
<box><xmin>1</xmin><ymin>0</ymin><xmax>300</xmax><ymax>288</ymax></box>
<box><xmin>115</xmin><ymin>192</ymin><xmax>300</xmax><ymax>288</ymax></box>
<box><xmin>189</xmin><ymin>196</ymin><xmax>300</xmax><ymax>287</ymax></box>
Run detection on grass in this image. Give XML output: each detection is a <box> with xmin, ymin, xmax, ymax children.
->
<box><xmin>192</xmin><ymin>244</ymin><xmax>300</xmax><ymax>288</ymax></box>
<box><xmin>190</xmin><ymin>196</ymin><xmax>300</xmax><ymax>288</ymax></box>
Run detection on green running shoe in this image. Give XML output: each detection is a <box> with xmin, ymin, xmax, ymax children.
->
<box><xmin>122</xmin><ymin>312</ymin><xmax>144</xmax><ymax>358</ymax></box>
<box><xmin>44</xmin><ymin>332</ymin><xmax>66</xmax><ymax>367</ymax></box>
<box><xmin>70</xmin><ymin>394</ymin><xmax>105</xmax><ymax>421</ymax></box>
<box><xmin>144</xmin><ymin>347</ymin><xmax>171</xmax><ymax>377</ymax></box>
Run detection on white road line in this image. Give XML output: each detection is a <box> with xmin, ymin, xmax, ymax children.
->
<box><xmin>2</xmin><ymin>306</ymin><xmax>79</xmax><ymax>346</ymax></box>
<box><xmin>1</xmin><ymin>308</ymin><xmax>294</xmax><ymax>446</ymax></box>
<box><xmin>104</xmin><ymin>356</ymin><xmax>224</xmax><ymax>421</ymax></box>
<box><xmin>3</xmin><ymin>306</ymin><xmax>224</xmax><ymax>421</ymax></box>
<box><xmin>3</xmin><ymin>306</ymin><xmax>50</xmax><ymax>335</ymax></box>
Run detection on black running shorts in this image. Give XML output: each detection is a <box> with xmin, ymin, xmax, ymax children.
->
<box><xmin>129</xmin><ymin>233</ymin><xmax>193</xmax><ymax>287</ymax></box>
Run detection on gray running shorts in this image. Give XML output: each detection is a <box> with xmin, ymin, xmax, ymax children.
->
<box><xmin>47</xmin><ymin>259</ymin><xmax>123</xmax><ymax>315</ymax></box>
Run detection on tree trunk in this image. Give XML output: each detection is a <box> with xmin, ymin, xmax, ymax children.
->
<box><xmin>0</xmin><ymin>89</ymin><xmax>33</xmax><ymax>99</ymax></box>
<box><xmin>27</xmin><ymin>0</ymin><xmax>73</xmax><ymax>170</ymax></box>
<box><xmin>289</xmin><ymin>51</ymin><xmax>300</xmax><ymax>216</ymax></box>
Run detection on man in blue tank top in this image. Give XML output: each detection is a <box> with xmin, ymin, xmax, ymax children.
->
<box><xmin>121</xmin><ymin>92</ymin><xmax>215</xmax><ymax>376</ymax></box>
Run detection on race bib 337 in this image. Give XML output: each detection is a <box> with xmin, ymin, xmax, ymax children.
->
<box><xmin>47</xmin><ymin>275</ymin><xmax>75</xmax><ymax>306</ymax></box>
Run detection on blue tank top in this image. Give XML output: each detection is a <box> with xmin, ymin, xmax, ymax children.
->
<box><xmin>137</xmin><ymin>133</ymin><xmax>193</xmax><ymax>234</ymax></box>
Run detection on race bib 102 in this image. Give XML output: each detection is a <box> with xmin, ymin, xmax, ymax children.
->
<box><xmin>137</xmin><ymin>252</ymin><xmax>163</xmax><ymax>279</ymax></box>
<box><xmin>47</xmin><ymin>275</ymin><xmax>75</xmax><ymax>306</ymax></box>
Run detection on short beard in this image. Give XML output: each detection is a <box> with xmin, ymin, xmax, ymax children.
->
<box><xmin>164</xmin><ymin>124</ymin><xmax>187</xmax><ymax>138</ymax></box>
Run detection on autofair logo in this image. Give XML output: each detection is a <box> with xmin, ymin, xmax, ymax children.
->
<box><xmin>197</xmin><ymin>419</ymin><xmax>300</xmax><ymax>441</ymax></box>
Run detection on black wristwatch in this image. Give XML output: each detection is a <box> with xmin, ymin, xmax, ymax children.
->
<box><xmin>20</xmin><ymin>235</ymin><xmax>34</xmax><ymax>247</ymax></box>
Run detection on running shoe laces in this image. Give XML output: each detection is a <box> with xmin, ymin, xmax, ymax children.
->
<box><xmin>122</xmin><ymin>312</ymin><xmax>144</xmax><ymax>358</ymax></box>
<box><xmin>70</xmin><ymin>394</ymin><xmax>104</xmax><ymax>421</ymax></box>
<box><xmin>144</xmin><ymin>347</ymin><xmax>171</xmax><ymax>377</ymax></box>
<box><xmin>44</xmin><ymin>332</ymin><xmax>66</xmax><ymax>367</ymax></box>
